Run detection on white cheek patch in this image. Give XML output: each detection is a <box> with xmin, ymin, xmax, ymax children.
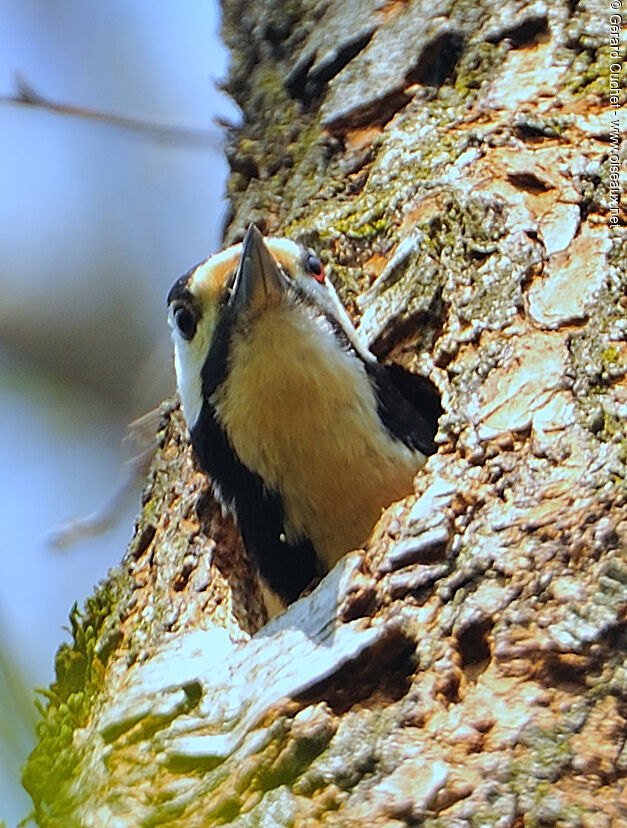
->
<box><xmin>171</xmin><ymin>334</ymin><xmax>204</xmax><ymax>429</ymax></box>
<box><xmin>169</xmin><ymin>293</ymin><xmax>220</xmax><ymax>430</ymax></box>
<box><xmin>317</xmin><ymin>279</ymin><xmax>374</xmax><ymax>363</ymax></box>
<box><xmin>289</xmin><ymin>267</ymin><xmax>374</xmax><ymax>364</ymax></box>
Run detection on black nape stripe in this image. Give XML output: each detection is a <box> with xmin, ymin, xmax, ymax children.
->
<box><xmin>190</xmin><ymin>402</ymin><xmax>321</xmax><ymax>604</ymax></box>
<box><xmin>365</xmin><ymin>361</ymin><xmax>443</xmax><ymax>455</ymax></box>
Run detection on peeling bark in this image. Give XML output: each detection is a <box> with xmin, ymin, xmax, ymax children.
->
<box><xmin>24</xmin><ymin>1</ymin><xmax>626</xmax><ymax>826</ymax></box>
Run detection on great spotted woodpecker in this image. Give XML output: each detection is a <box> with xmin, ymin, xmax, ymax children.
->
<box><xmin>168</xmin><ymin>225</ymin><xmax>441</xmax><ymax>603</ymax></box>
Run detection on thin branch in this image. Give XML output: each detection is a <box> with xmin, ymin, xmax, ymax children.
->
<box><xmin>0</xmin><ymin>74</ymin><xmax>225</xmax><ymax>148</ymax></box>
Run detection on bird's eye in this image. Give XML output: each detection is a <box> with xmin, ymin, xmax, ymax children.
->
<box><xmin>173</xmin><ymin>305</ymin><xmax>197</xmax><ymax>340</ymax></box>
<box><xmin>306</xmin><ymin>253</ymin><xmax>325</xmax><ymax>283</ymax></box>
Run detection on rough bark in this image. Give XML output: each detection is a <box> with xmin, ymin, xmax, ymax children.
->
<box><xmin>23</xmin><ymin>1</ymin><xmax>626</xmax><ymax>826</ymax></box>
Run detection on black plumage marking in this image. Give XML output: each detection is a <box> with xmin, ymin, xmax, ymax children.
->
<box><xmin>190</xmin><ymin>296</ymin><xmax>321</xmax><ymax>603</ymax></box>
<box><xmin>364</xmin><ymin>361</ymin><xmax>442</xmax><ymax>455</ymax></box>
<box><xmin>167</xmin><ymin>272</ymin><xmax>199</xmax><ymax>306</ymax></box>
<box><xmin>200</xmin><ymin>304</ymin><xmax>237</xmax><ymax>397</ymax></box>
<box><xmin>178</xmin><ymin>247</ymin><xmax>442</xmax><ymax>602</ymax></box>
<box><xmin>190</xmin><ymin>402</ymin><xmax>321</xmax><ymax>604</ymax></box>
<box><xmin>286</xmin><ymin>281</ymin><xmax>442</xmax><ymax>458</ymax></box>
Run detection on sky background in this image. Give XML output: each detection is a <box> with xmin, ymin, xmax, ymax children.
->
<box><xmin>0</xmin><ymin>2</ymin><xmax>236</xmax><ymax>821</ymax></box>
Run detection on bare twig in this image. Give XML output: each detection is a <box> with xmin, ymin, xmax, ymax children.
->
<box><xmin>0</xmin><ymin>74</ymin><xmax>224</xmax><ymax>148</ymax></box>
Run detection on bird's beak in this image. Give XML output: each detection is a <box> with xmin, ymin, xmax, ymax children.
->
<box><xmin>229</xmin><ymin>224</ymin><xmax>288</xmax><ymax>313</ymax></box>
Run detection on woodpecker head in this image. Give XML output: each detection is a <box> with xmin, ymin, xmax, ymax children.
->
<box><xmin>167</xmin><ymin>225</ymin><xmax>441</xmax><ymax>604</ymax></box>
<box><xmin>168</xmin><ymin>225</ymin><xmax>372</xmax><ymax>430</ymax></box>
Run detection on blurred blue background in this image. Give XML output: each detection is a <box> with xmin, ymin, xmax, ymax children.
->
<box><xmin>0</xmin><ymin>1</ymin><xmax>236</xmax><ymax>822</ymax></box>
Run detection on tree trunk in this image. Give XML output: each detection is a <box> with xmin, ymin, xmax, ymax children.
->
<box><xmin>24</xmin><ymin>1</ymin><xmax>626</xmax><ymax>826</ymax></box>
